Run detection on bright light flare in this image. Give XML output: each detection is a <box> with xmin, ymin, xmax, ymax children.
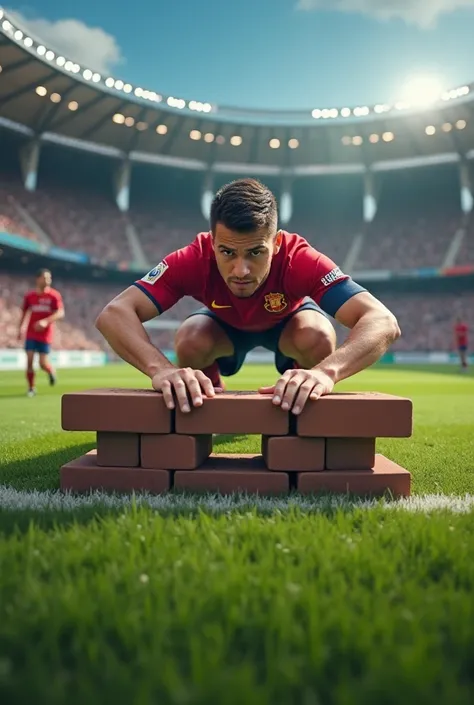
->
<box><xmin>400</xmin><ymin>75</ymin><xmax>444</xmax><ymax>108</ymax></box>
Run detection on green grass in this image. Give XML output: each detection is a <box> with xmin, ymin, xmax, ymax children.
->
<box><xmin>0</xmin><ymin>362</ymin><xmax>474</xmax><ymax>703</ymax></box>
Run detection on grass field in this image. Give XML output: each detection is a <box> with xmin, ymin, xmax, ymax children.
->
<box><xmin>1</xmin><ymin>362</ymin><xmax>474</xmax><ymax>703</ymax></box>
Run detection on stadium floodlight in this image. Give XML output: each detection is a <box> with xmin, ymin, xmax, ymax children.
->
<box><xmin>14</xmin><ymin>30</ymin><xmax>22</xmax><ymax>40</ymax></box>
<box><xmin>269</xmin><ymin>138</ymin><xmax>280</xmax><ymax>149</ymax></box>
<box><xmin>369</xmin><ymin>134</ymin><xmax>379</xmax><ymax>144</ymax></box>
<box><xmin>352</xmin><ymin>136</ymin><xmax>363</xmax><ymax>146</ymax></box>
<box><xmin>374</xmin><ymin>104</ymin><xmax>390</xmax><ymax>114</ymax></box>
<box><xmin>2</xmin><ymin>20</ymin><xmax>12</xmax><ymax>31</ymax></box>
<box><xmin>124</xmin><ymin>116</ymin><xmax>135</xmax><ymax>127</ymax></box>
<box><xmin>105</xmin><ymin>77</ymin><xmax>115</xmax><ymax>88</ymax></box>
<box><xmin>136</xmin><ymin>121</ymin><xmax>148</xmax><ymax>131</ymax></box>
<box><xmin>50</xmin><ymin>93</ymin><xmax>61</xmax><ymax>103</ymax></box>
<box><xmin>24</xmin><ymin>37</ymin><xmax>33</xmax><ymax>47</ymax></box>
<box><xmin>112</xmin><ymin>113</ymin><xmax>125</xmax><ymax>124</ymax></box>
<box><xmin>37</xmin><ymin>45</ymin><xmax>46</xmax><ymax>56</ymax></box>
<box><xmin>341</xmin><ymin>136</ymin><xmax>352</xmax><ymax>146</ymax></box>
<box><xmin>190</xmin><ymin>130</ymin><xmax>202</xmax><ymax>140</ymax></box>
<box><xmin>68</xmin><ymin>101</ymin><xmax>78</xmax><ymax>111</ymax></box>
<box><xmin>83</xmin><ymin>69</ymin><xmax>93</xmax><ymax>80</ymax></box>
<box><xmin>92</xmin><ymin>73</ymin><xmax>101</xmax><ymax>83</ymax></box>
<box><xmin>216</xmin><ymin>135</ymin><xmax>225</xmax><ymax>144</ymax></box>
<box><xmin>341</xmin><ymin>108</ymin><xmax>351</xmax><ymax>117</ymax></box>
<box><xmin>123</xmin><ymin>84</ymin><xmax>133</xmax><ymax>93</ymax></box>
<box><xmin>288</xmin><ymin>138</ymin><xmax>299</xmax><ymax>149</ymax></box>
<box><xmin>35</xmin><ymin>86</ymin><xmax>47</xmax><ymax>97</ymax></box>
<box><xmin>45</xmin><ymin>50</ymin><xmax>55</xmax><ymax>61</ymax></box>
<box><xmin>425</xmin><ymin>125</ymin><xmax>436</xmax><ymax>136</ymax></box>
<box><xmin>399</xmin><ymin>74</ymin><xmax>443</xmax><ymax>108</ymax></box>
<box><xmin>353</xmin><ymin>106</ymin><xmax>370</xmax><ymax>117</ymax></box>
<box><xmin>230</xmin><ymin>136</ymin><xmax>242</xmax><ymax>146</ymax></box>
<box><xmin>156</xmin><ymin>124</ymin><xmax>168</xmax><ymax>135</ymax></box>
<box><xmin>311</xmin><ymin>109</ymin><xmax>322</xmax><ymax>119</ymax></box>
<box><xmin>134</xmin><ymin>88</ymin><xmax>143</xmax><ymax>97</ymax></box>
<box><xmin>204</xmin><ymin>133</ymin><xmax>215</xmax><ymax>143</ymax></box>
<box><xmin>456</xmin><ymin>119</ymin><xmax>467</xmax><ymax>130</ymax></box>
<box><xmin>114</xmin><ymin>79</ymin><xmax>124</xmax><ymax>90</ymax></box>
<box><xmin>56</xmin><ymin>56</ymin><xmax>66</xmax><ymax>67</ymax></box>
<box><xmin>382</xmin><ymin>131</ymin><xmax>394</xmax><ymax>142</ymax></box>
<box><xmin>442</xmin><ymin>122</ymin><xmax>452</xmax><ymax>132</ymax></box>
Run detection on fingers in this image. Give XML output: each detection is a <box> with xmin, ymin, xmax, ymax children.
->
<box><xmin>154</xmin><ymin>368</ymin><xmax>218</xmax><ymax>413</ymax></box>
<box><xmin>194</xmin><ymin>370</ymin><xmax>217</xmax><ymax>399</ymax></box>
<box><xmin>159</xmin><ymin>379</ymin><xmax>175</xmax><ymax>410</ymax></box>
<box><xmin>258</xmin><ymin>385</ymin><xmax>275</xmax><ymax>395</ymax></box>
<box><xmin>271</xmin><ymin>370</ymin><xmax>298</xmax><ymax>408</ymax></box>
<box><xmin>292</xmin><ymin>379</ymin><xmax>318</xmax><ymax>415</ymax></box>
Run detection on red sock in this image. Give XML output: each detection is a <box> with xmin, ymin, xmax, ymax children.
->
<box><xmin>201</xmin><ymin>362</ymin><xmax>223</xmax><ymax>388</ymax></box>
<box><xmin>27</xmin><ymin>371</ymin><xmax>35</xmax><ymax>389</ymax></box>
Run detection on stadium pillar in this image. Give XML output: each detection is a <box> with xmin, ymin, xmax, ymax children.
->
<box><xmin>459</xmin><ymin>159</ymin><xmax>473</xmax><ymax>214</ymax></box>
<box><xmin>19</xmin><ymin>138</ymin><xmax>41</xmax><ymax>192</ymax></box>
<box><xmin>280</xmin><ymin>175</ymin><xmax>293</xmax><ymax>226</ymax></box>
<box><xmin>363</xmin><ymin>169</ymin><xmax>377</xmax><ymax>223</ymax></box>
<box><xmin>115</xmin><ymin>158</ymin><xmax>131</xmax><ymax>212</ymax></box>
<box><xmin>201</xmin><ymin>169</ymin><xmax>214</xmax><ymax>220</ymax></box>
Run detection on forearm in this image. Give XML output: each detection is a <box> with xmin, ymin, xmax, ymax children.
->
<box><xmin>317</xmin><ymin>312</ymin><xmax>400</xmax><ymax>384</ymax></box>
<box><xmin>95</xmin><ymin>304</ymin><xmax>173</xmax><ymax>378</ymax></box>
<box><xmin>18</xmin><ymin>312</ymin><xmax>27</xmax><ymax>332</ymax></box>
<box><xmin>43</xmin><ymin>309</ymin><xmax>65</xmax><ymax>324</ymax></box>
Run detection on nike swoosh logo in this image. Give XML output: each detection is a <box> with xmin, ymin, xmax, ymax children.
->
<box><xmin>211</xmin><ymin>301</ymin><xmax>232</xmax><ymax>309</ymax></box>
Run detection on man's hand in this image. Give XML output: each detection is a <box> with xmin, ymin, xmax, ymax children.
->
<box><xmin>151</xmin><ymin>366</ymin><xmax>222</xmax><ymax>412</ymax></box>
<box><xmin>259</xmin><ymin>368</ymin><xmax>335</xmax><ymax>415</ymax></box>
<box><xmin>34</xmin><ymin>319</ymin><xmax>48</xmax><ymax>331</ymax></box>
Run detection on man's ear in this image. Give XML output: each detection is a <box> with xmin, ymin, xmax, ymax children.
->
<box><xmin>274</xmin><ymin>230</ymin><xmax>283</xmax><ymax>253</ymax></box>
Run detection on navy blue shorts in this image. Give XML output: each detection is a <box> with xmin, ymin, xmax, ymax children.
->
<box><xmin>459</xmin><ymin>345</ymin><xmax>467</xmax><ymax>352</ymax></box>
<box><xmin>186</xmin><ymin>300</ymin><xmax>327</xmax><ymax>376</ymax></box>
<box><xmin>25</xmin><ymin>339</ymin><xmax>51</xmax><ymax>355</ymax></box>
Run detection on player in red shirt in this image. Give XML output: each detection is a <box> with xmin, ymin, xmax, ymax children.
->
<box><xmin>96</xmin><ymin>179</ymin><xmax>401</xmax><ymax>415</ymax></box>
<box><xmin>454</xmin><ymin>316</ymin><xmax>469</xmax><ymax>371</ymax></box>
<box><xmin>18</xmin><ymin>268</ymin><xmax>65</xmax><ymax>396</ymax></box>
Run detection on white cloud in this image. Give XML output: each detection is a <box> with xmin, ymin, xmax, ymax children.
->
<box><xmin>296</xmin><ymin>0</ymin><xmax>474</xmax><ymax>28</ymax></box>
<box><xmin>7</xmin><ymin>9</ymin><xmax>124</xmax><ymax>74</ymax></box>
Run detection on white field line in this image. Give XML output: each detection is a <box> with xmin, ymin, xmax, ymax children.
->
<box><xmin>0</xmin><ymin>485</ymin><xmax>474</xmax><ymax>514</ymax></box>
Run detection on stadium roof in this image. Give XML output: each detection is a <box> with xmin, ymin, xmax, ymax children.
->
<box><xmin>1</xmin><ymin>7</ymin><xmax>474</xmax><ymax>174</ymax></box>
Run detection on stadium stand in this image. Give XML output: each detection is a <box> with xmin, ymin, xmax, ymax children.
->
<box><xmin>1</xmin><ymin>272</ymin><xmax>472</xmax><ymax>354</ymax></box>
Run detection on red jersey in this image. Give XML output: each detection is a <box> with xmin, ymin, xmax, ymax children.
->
<box><xmin>455</xmin><ymin>322</ymin><xmax>468</xmax><ymax>347</ymax></box>
<box><xmin>22</xmin><ymin>287</ymin><xmax>63</xmax><ymax>343</ymax></box>
<box><xmin>134</xmin><ymin>231</ymin><xmax>365</xmax><ymax>331</ymax></box>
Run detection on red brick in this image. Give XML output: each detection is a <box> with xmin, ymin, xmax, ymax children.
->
<box><xmin>297</xmin><ymin>454</ymin><xmax>410</xmax><ymax>497</ymax></box>
<box><xmin>261</xmin><ymin>435</ymin><xmax>325</xmax><ymax>471</ymax></box>
<box><xmin>296</xmin><ymin>392</ymin><xmax>412</xmax><ymax>438</ymax></box>
<box><xmin>325</xmin><ymin>438</ymin><xmax>376</xmax><ymax>470</ymax></box>
<box><xmin>62</xmin><ymin>388</ymin><xmax>172</xmax><ymax>433</ymax></box>
<box><xmin>141</xmin><ymin>434</ymin><xmax>212</xmax><ymax>469</ymax></box>
<box><xmin>96</xmin><ymin>432</ymin><xmax>140</xmax><ymax>467</ymax></box>
<box><xmin>174</xmin><ymin>453</ymin><xmax>289</xmax><ymax>494</ymax></box>
<box><xmin>175</xmin><ymin>392</ymin><xmax>289</xmax><ymax>435</ymax></box>
<box><xmin>60</xmin><ymin>450</ymin><xmax>170</xmax><ymax>493</ymax></box>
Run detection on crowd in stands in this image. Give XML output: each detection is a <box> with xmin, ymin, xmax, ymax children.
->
<box><xmin>1</xmin><ymin>272</ymin><xmax>472</xmax><ymax>355</ymax></box>
<box><xmin>1</xmin><ymin>164</ymin><xmax>473</xmax><ymax>271</ymax></box>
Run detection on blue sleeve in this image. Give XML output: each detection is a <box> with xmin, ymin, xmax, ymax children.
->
<box><xmin>319</xmin><ymin>279</ymin><xmax>367</xmax><ymax>318</ymax></box>
<box><xmin>132</xmin><ymin>282</ymin><xmax>163</xmax><ymax>315</ymax></box>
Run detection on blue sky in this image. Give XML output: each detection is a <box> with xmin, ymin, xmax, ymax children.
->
<box><xmin>6</xmin><ymin>0</ymin><xmax>474</xmax><ymax>109</ymax></box>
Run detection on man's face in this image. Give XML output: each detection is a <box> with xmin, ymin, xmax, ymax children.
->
<box><xmin>213</xmin><ymin>223</ymin><xmax>282</xmax><ymax>298</ymax></box>
<box><xmin>37</xmin><ymin>271</ymin><xmax>52</xmax><ymax>289</ymax></box>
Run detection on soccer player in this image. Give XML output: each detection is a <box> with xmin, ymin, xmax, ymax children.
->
<box><xmin>454</xmin><ymin>316</ymin><xmax>469</xmax><ymax>372</ymax></box>
<box><xmin>18</xmin><ymin>268</ymin><xmax>65</xmax><ymax>396</ymax></box>
<box><xmin>95</xmin><ymin>179</ymin><xmax>401</xmax><ymax>415</ymax></box>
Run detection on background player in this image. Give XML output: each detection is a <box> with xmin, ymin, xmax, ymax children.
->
<box><xmin>454</xmin><ymin>315</ymin><xmax>469</xmax><ymax>372</ymax></box>
<box><xmin>95</xmin><ymin>178</ymin><xmax>401</xmax><ymax>415</ymax></box>
<box><xmin>18</xmin><ymin>268</ymin><xmax>65</xmax><ymax>396</ymax></box>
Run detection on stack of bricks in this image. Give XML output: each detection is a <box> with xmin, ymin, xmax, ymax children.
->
<box><xmin>60</xmin><ymin>389</ymin><xmax>413</xmax><ymax>497</ymax></box>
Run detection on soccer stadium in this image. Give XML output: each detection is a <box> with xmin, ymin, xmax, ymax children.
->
<box><xmin>1</xmin><ymin>6</ymin><xmax>473</xmax><ymax>703</ymax></box>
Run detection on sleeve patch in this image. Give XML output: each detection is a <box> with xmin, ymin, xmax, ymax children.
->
<box><xmin>320</xmin><ymin>266</ymin><xmax>345</xmax><ymax>287</ymax></box>
<box><xmin>140</xmin><ymin>261</ymin><xmax>168</xmax><ymax>284</ymax></box>
<box><xmin>319</xmin><ymin>279</ymin><xmax>366</xmax><ymax>317</ymax></box>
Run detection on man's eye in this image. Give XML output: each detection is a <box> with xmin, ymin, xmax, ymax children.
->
<box><xmin>250</xmin><ymin>250</ymin><xmax>263</xmax><ymax>256</ymax></box>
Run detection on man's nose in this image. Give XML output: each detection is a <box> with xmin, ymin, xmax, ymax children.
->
<box><xmin>232</xmin><ymin>258</ymin><xmax>251</xmax><ymax>278</ymax></box>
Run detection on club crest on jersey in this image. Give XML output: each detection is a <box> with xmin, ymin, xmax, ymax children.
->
<box><xmin>264</xmin><ymin>292</ymin><xmax>288</xmax><ymax>313</ymax></box>
<box><xmin>141</xmin><ymin>261</ymin><xmax>168</xmax><ymax>284</ymax></box>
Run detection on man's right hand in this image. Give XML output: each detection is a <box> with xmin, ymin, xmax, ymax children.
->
<box><xmin>151</xmin><ymin>366</ymin><xmax>220</xmax><ymax>412</ymax></box>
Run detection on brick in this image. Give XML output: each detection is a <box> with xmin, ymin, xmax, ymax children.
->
<box><xmin>296</xmin><ymin>392</ymin><xmax>412</xmax><ymax>438</ymax></box>
<box><xmin>60</xmin><ymin>450</ymin><xmax>170</xmax><ymax>494</ymax></box>
<box><xmin>96</xmin><ymin>432</ymin><xmax>140</xmax><ymax>467</ymax></box>
<box><xmin>62</xmin><ymin>388</ymin><xmax>172</xmax><ymax>433</ymax></box>
<box><xmin>261</xmin><ymin>435</ymin><xmax>325</xmax><ymax>471</ymax></box>
<box><xmin>175</xmin><ymin>391</ymin><xmax>289</xmax><ymax>435</ymax></box>
<box><xmin>297</xmin><ymin>454</ymin><xmax>410</xmax><ymax>497</ymax></box>
<box><xmin>141</xmin><ymin>434</ymin><xmax>212</xmax><ymax>470</ymax></box>
<box><xmin>174</xmin><ymin>453</ymin><xmax>289</xmax><ymax>494</ymax></box>
<box><xmin>325</xmin><ymin>438</ymin><xmax>376</xmax><ymax>470</ymax></box>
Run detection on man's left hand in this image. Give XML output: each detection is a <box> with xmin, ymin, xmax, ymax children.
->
<box><xmin>259</xmin><ymin>368</ymin><xmax>335</xmax><ymax>415</ymax></box>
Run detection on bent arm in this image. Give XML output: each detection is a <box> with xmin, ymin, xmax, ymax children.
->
<box><xmin>316</xmin><ymin>291</ymin><xmax>401</xmax><ymax>383</ymax></box>
<box><xmin>43</xmin><ymin>308</ymin><xmax>65</xmax><ymax>324</ymax></box>
<box><xmin>95</xmin><ymin>286</ymin><xmax>173</xmax><ymax>379</ymax></box>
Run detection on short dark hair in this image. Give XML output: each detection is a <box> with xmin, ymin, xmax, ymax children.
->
<box><xmin>210</xmin><ymin>178</ymin><xmax>278</xmax><ymax>234</ymax></box>
<box><xmin>36</xmin><ymin>268</ymin><xmax>51</xmax><ymax>278</ymax></box>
